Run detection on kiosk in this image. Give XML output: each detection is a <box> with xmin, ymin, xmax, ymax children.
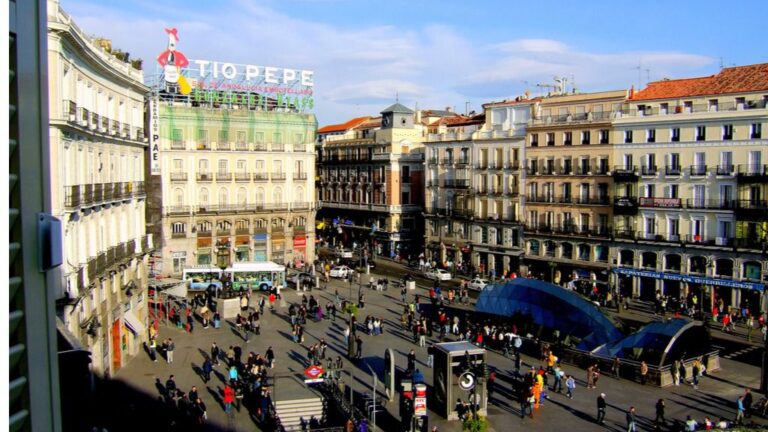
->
<box><xmin>432</xmin><ymin>342</ymin><xmax>487</xmax><ymax>420</ymax></box>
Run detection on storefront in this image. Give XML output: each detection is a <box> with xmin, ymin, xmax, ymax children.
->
<box><xmin>293</xmin><ymin>235</ymin><xmax>307</xmax><ymax>265</ymax></box>
<box><xmin>196</xmin><ymin>237</ymin><xmax>212</xmax><ymax>265</ymax></box>
<box><xmin>235</xmin><ymin>235</ymin><xmax>250</xmax><ymax>262</ymax></box>
<box><xmin>216</xmin><ymin>237</ymin><xmax>231</xmax><ymax>268</ymax></box>
<box><xmin>253</xmin><ymin>233</ymin><xmax>268</xmax><ymax>261</ymax></box>
<box><xmin>272</xmin><ymin>235</ymin><xmax>285</xmax><ymax>264</ymax></box>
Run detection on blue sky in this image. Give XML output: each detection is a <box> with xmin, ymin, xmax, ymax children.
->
<box><xmin>64</xmin><ymin>0</ymin><xmax>768</xmax><ymax>125</ymax></box>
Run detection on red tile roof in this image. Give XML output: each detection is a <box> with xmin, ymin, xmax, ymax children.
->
<box><xmin>354</xmin><ymin>117</ymin><xmax>381</xmax><ymax>129</ymax></box>
<box><xmin>317</xmin><ymin>116</ymin><xmax>371</xmax><ymax>134</ymax></box>
<box><xmin>631</xmin><ymin>63</ymin><xmax>768</xmax><ymax>101</ymax></box>
<box><xmin>428</xmin><ymin>114</ymin><xmax>485</xmax><ymax>127</ymax></box>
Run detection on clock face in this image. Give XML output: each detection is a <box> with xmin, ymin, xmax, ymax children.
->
<box><xmin>382</xmin><ymin>116</ymin><xmax>391</xmax><ymax>127</ymax></box>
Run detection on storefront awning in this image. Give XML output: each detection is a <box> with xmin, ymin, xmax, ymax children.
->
<box><xmin>123</xmin><ymin>310</ymin><xmax>146</xmax><ymax>335</ymax></box>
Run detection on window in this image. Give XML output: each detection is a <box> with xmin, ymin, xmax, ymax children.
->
<box><xmin>218</xmin><ymin>159</ymin><xmax>228</xmax><ymax>173</ymax></box>
<box><xmin>236</xmin><ymin>131</ymin><xmax>246</xmax><ymax>145</ymax></box>
<box><xmin>660</xmin><ymin>103</ymin><xmax>669</xmax><ymax>115</ymax></box>
<box><xmin>599</xmin><ymin>129</ymin><xmax>609</xmax><ymax>144</ymax></box>
<box><xmin>671</xmin><ymin>127</ymin><xmax>680</xmax><ymax>142</ymax></box>
<box><xmin>218</xmin><ymin>129</ymin><xmax>229</xmax><ymax>144</ymax></box>
<box><xmin>174</xmin><ymin>188</ymin><xmax>184</xmax><ymax>205</ymax></box>
<box><xmin>172</xmin><ymin>252</ymin><xmax>187</xmax><ymax>274</ymax></box>
<box><xmin>254</xmin><ymin>132</ymin><xmax>264</xmax><ymax>143</ymax></box>
<box><xmin>173</xmin><ymin>158</ymin><xmax>183</xmax><ymax>172</ymax></box>
<box><xmin>564</xmin><ymin>132</ymin><xmax>572</xmax><ymax>146</ymax></box>
<box><xmin>751</xmin><ymin>123</ymin><xmax>762</xmax><ymax>139</ymax></box>
<box><xmin>647</xmin><ymin>129</ymin><xmax>656</xmax><ymax>143</ymax></box>
<box><xmin>401</xmin><ymin>191</ymin><xmax>410</xmax><ymax>204</ymax></box>
<box><xmin>172</xmin><ymin>222</ymin><xmax>186</xmax><ymax>234</ymax></box>
<box><xmin>645</xmin><ymin>217</ymin><xmax>656</xmax><ymax>235</ymax></box>
<box><xmin>723</xmin><ymin>124</ymin><xmax>733</xmax><ymax>140</ymax></box>
<box><xmin>563</xmin><ymin>158</ymin><xmax>572</xmax><ymax>175</ymax></box>
<box><xmin>719</xmin><ymin>151</ymin><xmax>733</xmax><ymax>174</ymax></box>
<box><xmin>172</xmin><ymin>129</ymin><xmax>183</xmax><ymax>146</ymax></box>
<box><xmin>546</xmin><ymin>133</ymin><xmax>555</xmax><ymax>146</ymax></box>
<box><xmin>581</xmin><ymin>131</ymin><xmax>590</xmax><ymax>145</ymax></box>
<box><xmin>599</xmin><ymin>158</ymin><xmax>609</xmax><ymax>174</ymax></box>
<box><xmin>684</xmin><ymin>101</ymin><xmax>693</xmax><ymax>113</ymax></box>
<box><xmin>708</xmin><ymin>99</ymin><xmax>718</xmax><ymax>111</ymax></box>
<box><xmin>668</xmin><ymin>219</ymin><xmax>679</xmax><ymax>238</ymax></box>
<box><xmin>401</xmin><ymin>166</ymin><xmax>410</xmax><ymax>183</ymax></box>
<box><xmin>530</xmin><ymin>134</ymin><xmax>539</xmax><ymax>147</ymax></box>
<box><xmin>645</xmin><ymin>184</ymin><xmax>655</xmax><ymax>198</ymax></box>
<box><xmin>236</xmin><ymin>160</ymin><xmax>247</xmax><ymax>172</ymax></box>
<box><xmin>198</xmin><ymin>159</ymin><xmax>209</xmax><ymax>172</ymax></box>
<box><xmin>668</xmin><ymin>184</ymin><xmax>679</xmax><ymax>199</ymax></box>
<box><xmin>272</xmin><ymin>132</ymin><xmax>282</xmax><ymax>144</ymax></box>
<box><xmin>218</xmin><ymin>187</ymin><xmax>229</xmax><ymax>205</ymax></box>
<box><xmin>696</xmin><ymin>125</ymin><xmax>706</xmax><ymax>141</ymax></box>
<box><xmin>624</xmin><ymin>130</ymin><xmax>633</xmax><ymax>143</ymax></box>
<box><xmin>198</xmin><ymin>129</ymin><xmax>209</xmax><ymax>144</ymax></box>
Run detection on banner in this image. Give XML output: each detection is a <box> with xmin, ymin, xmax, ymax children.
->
<box><xmin>149</xmin><ymin>96</ymin><xmax>160</xmax><ymax>175</ymax></box>
<box><xmin>612</xmin><ymin>267</ymin><xmax>765</xmax><ymax>291</ymax></box>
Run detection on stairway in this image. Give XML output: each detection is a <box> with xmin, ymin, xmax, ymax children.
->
<box><xmin>274</xmin><ymin>396</ymin><xmax>325</xmax><ymax>431</ymax></box>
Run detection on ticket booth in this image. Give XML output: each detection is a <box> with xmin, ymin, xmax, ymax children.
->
<box><xmin>432</xmin><ymin>341</ymin><xmax>487</xmax><ymax>420</ymax></box>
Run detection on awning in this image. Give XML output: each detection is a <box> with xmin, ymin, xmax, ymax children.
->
<box><xmin>164</xmin><ymin>283</ymin><xmax>189</xmax><ymax>298</ymax></box>
<box><xmin>123</xmin><ymin>310</ymin><xmax>146</xmax><ymax>335</ymax></box>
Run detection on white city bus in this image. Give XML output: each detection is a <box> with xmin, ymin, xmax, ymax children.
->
<box><xmin>182</xmin><ymin>267</ymin><xmax>224</xmax><ymax>291</ymax></box>
<box><xmin>224</xmin><ymin>261</ymin><xmax>286</xmax><ymax>292</ymax></box>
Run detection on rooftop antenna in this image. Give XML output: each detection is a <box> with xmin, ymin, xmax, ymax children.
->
<box><xmin>719</xmin><ymin>57</ymin><xmax>724</xmax><ymax>69</ymax></box>
<box><xmin>395</xmin><ymin>91</ymin><xmax>399</xmax><ymax>103</ymax></box>
<box><xmin>645</xmin><ymin>69</ymin><xmax>651</xmax><ymax>86</ymax></box>
<box><xmin>632</xmin><ymin>60</ymin><xmax>643</xmax><ymax>88</ymax></box>
<box><xmin>465</xmin><ymin>101</ymin><xmax>470</xmax><ymax>116</ymax></box>
<box><xmin>571</xmin><ymin>74</ymin><xmax>577</xmax><ymax>94</ymax></box>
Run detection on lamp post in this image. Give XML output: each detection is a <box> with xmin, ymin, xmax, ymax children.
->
<box><xmin>363</xmin><ymin>361</ymin><xmax>378</xmax><ymax>431</ymax></box>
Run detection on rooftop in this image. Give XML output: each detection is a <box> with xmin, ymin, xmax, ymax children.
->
<box><xmin>427</xmin><ymin>114</ymin><xmax>485</xmax><ymax>127</ymax></box>
<box><xmin>631</xmin><ymin>63</ymin><xmax>768</xmax><ymax>100</ymax></box>
<box><xmin>317</xmin><ymin>116</ymin><xmax>371</xmax><ymax>134</ymax></box>
<box><xmin>381</xmin><ymin>102</ymin><xmax>414</xmax><ymax>114</ymax></box>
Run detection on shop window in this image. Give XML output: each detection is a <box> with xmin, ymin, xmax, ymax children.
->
<box><xmin>619</xmin><ymin>250</ymin><xmax>634</xmax><ymax>266</ymax></box>
<box><xmin>664</xmin><ymin>254</ymin><xmax>681</xmax><ymax>272</ymax></box>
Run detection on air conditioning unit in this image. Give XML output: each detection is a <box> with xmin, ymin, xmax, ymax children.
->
<box><xmin>716</xmin><ymin>237</ymin><xmax>728</xmax><ymax>246</ymax></box>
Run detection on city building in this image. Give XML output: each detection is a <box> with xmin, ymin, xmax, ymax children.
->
<box><xmin>47</xmin><ymin>0</ymin><xmax>152</xmax><ymax>377</ymax></box>
<box><xmin>317</xmin><ymin>103</ymin><xmax>437</xmax><ymax>259</ymax></box>
<box><xmin>423</xmin><ymin>99</ymin><xmax>528</xmax><ymax>276</ymax></box>
<box><xmin>611</xmin><ymin>64</ymin><xmax>768</xmax><ymax>311</ymax></box>
<box><xmin>149</xmin><ymin>98</ymin><xmax>318</xmax><ymax>274</ymax></box>
<box><xmin>522</xmin><ymin>90</ymin><xmax>628</xmax><ymax>282</ymax></box>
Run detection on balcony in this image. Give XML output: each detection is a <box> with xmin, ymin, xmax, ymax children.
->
<box><xmin>217</xmin><ymin>229</ymin><xmax>231</xmax><ymax>236</ymax></box>
<box><xmin>197</xmin><ymin>172</ymin><xmax>213</xmax><ymax>182</ymax></box>
<box><xmin>444</xmin><ymin>179</ymin><xmax>469</xmax><ymax>189</ymax></box>
<box><xmin>170</xmin><ymin>172</ymin><xmax>188</xmax><ymax>182</ymax></box>
<box><xmin>235</xmin><ymin>142</ymin><xmax>248</xmax><ymax>151</ymax></box>
<box><xmin>254</xmin><ymin>143</ymin><xmax>268</xmax><ymax>151</ymax></box>
<box><xmin>526</xmin><ymin>195</ymin><xmax>555</xmax><ymax>204</ymax></box>
<box><xmin>455</xmin><ymin>159</ymin><xmax>470</xmax><ymax>167</ymax></box>
<box><xmin>664</xmin><ymin>166</ymin><xmax>682</xmax><ymax>176</ymax></box>
<box><xmin>197</xmin><ymin>229</ymin><xmax>212</xmax><ymax>237</ymax></box>
<box><xmin>63</xmin><ymin>99</ymin><xmax>77</xmax><ymax>123</ymax></box>
<box><xmin>688</xmin><ymin>165</ymin><xmax>707</xmax><ymax>177</ymax></box>
<box><xmin>135</xmin><ymin>127</ymin><xmax>145</xmax><ymax>142</ymax></box>
<box><xmin>639</xmin><ymin>197</ymin><xmax>682</xmax><ymax>208</ymax></box>
<box><xmin>216</xmin><ymin>172</ymin><xmax>232</xmax><ymax>181</ymax></box>
<box><xmin>64</xmin><ymin>185</ymin><xmax>81</xmax><ymax>208</ymax></box>
<box><xmin>440</xmin><ymin>158</ymin><xmax>454</xmax><ymax>166</ymax></box>
<box><xmin>293</xmin><ymin>144</ymin><xmax>307</xmax><ymax>152</ymax></box>
<box><xmin>685</xmin><ymin>199</ymin><xmax>735</xmax><ymax>210</ymax></box>
<box><xmin>271</xmin><ymin>172</ymin><xmax>286</xmax><ymax>181</ymax></box>
<box><xmin>735</xmin><ymin>199</ymin><xmax>768</xmax><ymax>220</ymax></box>
<box><xmin>235</xmin><ymin>227</ymin><xmax>250</xmax><ymax>235</ymax></box>
<box><xmin>716</xmin><ymin>165</ymin><xmax>735</xmax><ymax>176</ymax></box>
<box><xmin>272</xmin><ymin>143</ymin><xmax>285</xmax><ymax>152</ymax></box>
<box><xmin>294</xmin><ymin>172</ymin><xmax>308</xmax><ymax>181</ymax></box>
<box><xmin>217</xmin><ymin>142</ymin><xmax>231</xmax><ymax>151</ymax></box>
<box><xmin>167</xmin><ymin>206</ymin><xmax>191</xmax><ymax>216</ymax></box>
<box><xmin>170</xmin><ymin>140</ymin><xmax>185</xmax><ymax>150</ymax></box>
<box><xmin>640</xmin><ymin>166</ymin><xmax>658</xmax><ymax>176</ymax></box>
<box><xmin>574</xmin><ymin>166</ymin><xmax>593</xmax><ymax>176</ymax></box>
<box><xmin>613</xmin><ymin>229</ymin><xmax>636</xmax><ymax>241</ymax></box>
<box><xmin>253</xmin><ymin>173</ymin><xmax>269</xmax><ymax>181</ymax></box>
<box><xmin>197</xmin><ymin>142</ymin><xmax>211</xmax><ymax>151</ymax></box>
<box><xmin>427</xmin><ymin>157</ymin><xmax>438</xmax><ymax>166</ymax></box>
<box><xmin>613</xmin><ymin>197</ymin><xmax>638</xmax><ymax>215</ymax></box>
<box><xmin>525</xmin><ymin>167</ymin><xmax>537</xmax><ymax>176</ymax></box>
<box><xmin>111</xmin><ymin>120</ymin><xmax>120</xmax><ymax>136</ymax></box>
<box><xmin>171</xmin><ymin>231</ymin><xmax>187</xmax><ymax>239</ymax></box>
<box><xmin>612</xmin><ymin>166</ymin><xmax>638</xmax><ymax>182</ymax></box>
<box><xmin>574</xmin><ymin>196</ymin><xmax>610</xmax><ymax>205</ymax></box>
<box><xmin>235</xmin><ymin>173</ymin><xmax>251</xmax><ymax>182</ymax></box>
<box><xmin>734</xmin><ymin>237</ymin><xmax>767</xmax><ymax>251</ymax></box>
<box><xmin>505</xmin><ymin>161</ymin><xmax>520</xmax><ymax>171</ymax></box>
<box><xmin>736</xmin><ymin>164</ymin><xmax>768</xmax><ymax>182</ymax></box>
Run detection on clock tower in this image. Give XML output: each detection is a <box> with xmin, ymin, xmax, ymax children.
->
<box><xmin>380</xmin><ymin>102</ymin><xmax>414</xmax><ymax>129</ymax></box>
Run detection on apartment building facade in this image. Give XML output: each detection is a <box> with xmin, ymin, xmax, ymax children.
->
<box><xmin>522</xmin><ymin>90</ymin><xmax>627</xmax><ymax>282</ymax></box>
<box><xmin>317</xmin><ymin>103</ymin><xmax>428</xmax><ymax>259</ymax></box>
<box><xmin>611</xmin><ymin>64</ymin><xmax>768</xmax><ymax>311</ymax></box>
<box><xmin>424</xmin><ymin>100</ymin><xmax>527</xmax><ymax>275</ymax></box>
<box><xmin>150</xmin><ymin>102</ymin><xmax>317</xmax><ymax>274</ymax></box>
<box><xmin>48</xmin><ymin>0</ymin><xmax>152</xmax><ymax>376</ymax></box>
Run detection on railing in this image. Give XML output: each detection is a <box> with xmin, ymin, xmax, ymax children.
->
<box><xmin>443</xmin><ymin>179</ymin><xmax>469</xmax><ymax>188</ymax></box>
<box><xmin>716</xmin><ymin>165</ymin><xmax>735</xmax><ymax>176</ymax></box>
<box><xmin>526</xmin><ymin>195</ymin><xmax>555</xmax><ymax>203</ymax></box>
<box><xmin>235</xmin><ymin>173</ymin><xmax>251</xmax><ymax>182</ymax></box>
<box><xmin>688</xmin><ymin>165</ymin><xmax>708</xmax><ymax>176</ymax></box>
<box><xmin>427</xmin><ymin>157</ymin><xmax>438</xmax><ymax>165</ymax></box>
<box><xmin>664</xmin><ymin>166</ymin><xmax>682</xmax><ymax>176</ymax></box>
<box><xmin>531</xmin><ymin>110</ymin><xmax>614</xmax><ymax>124</ymax></box>
<box><xmin>167</xmin><ymin>205</ymin><xmax>191</xmax><ymax>215</ymax></box>
<box><xmin>641</xmin><ymin>166</ymin><xmax>658</xmax><ymax>176</ymax></box>
<box><xmin>170</xmin><ymin>172</ymin><xmax>188</xmax><ymax>181</ymax></box>
<box><xmin>235</xmin><ymin>142</ymin><xmax>248</xmax><ymax>151</ymax></box>
<box><xmin>64</xmin><ymin>185</ymin><xmax>81</xmax><ymax>208</ymax></box>
<box><xmin>170</xmin><ymin>140</ymin><xmax>185</xmax><ymax>150</ymax></box>
<box><xmin>271</xmin><ymin>143</ymin><xmax>285</xmax><ymax>152</ymax></box>
<box><xmin>293</xmin><ymin>172</ymin><xmax>307</xmax><ymax>181</ymax></box>
<box><xmin>736</xmin><ymin>164</ymin><xmax>768</xmax><ymax>176</ymax></box>
<box><xmin>197</xmin><ymin>172</ymin><xmax>213</xmax><ymax>181</ymax></box>
<box><xmin>216</xmin><ymin>172</ymin><xmax>232</xmax><ymax>181</ymax></box>
<box><xmin>196</xmin><ymin>142</ymin><xmax>211</xmax><ymax>150</ymax></box>
<box><xmin>171</xmin><ymin>231</ymin><xmax>187</xmax><ymax>239</ymax></box>
<box><xmin>121</xmin><ymin>124</ymin><xmax>131</xmax><ymax>138</ymax></box>
<box><xmin>254</xmin><ymin>143</ymin><xmax>268</xmax><ymax>151</ymax></box>
<box><xmin>100</xmin><ymin>115</ymin><xmax>109</xmax><ymax>132</ymax></box>
<box><xmin>253</xmin><ymin>173</ymin><xmax>269</xmax><ymax>181</ymax></box>
<box><xmin>216</xmin><ymin>142</ymin><xmax>231</xmax><ymax>151</ymax></box>
<box><xmin>135</xmin><ymin>127</ymin><xmax>145</xmax><ymax>142</ymax></box>
<box><xmin>735</xmin><ymin>199</ymin><xmax>768</xmax><ymax>211</ymax></box>
<box><xmin>621</xmin><ymin>99</ymin><xmax>767</xmax><ymax>117</ymax></box>
<box><xmin>235</xmin><ymin>228</ymin><xmax>250</xmax><ymax>235</ymax></box>
<box><xmin>574</xmin><ymin>196</ymin><xmax>610</xmax><ymax>205</ymax></box>
<box><xmin>293</xmin><ymin>144</ymin><xmax>306</xmax><ymax>152</ymax></box>
<box><xmin>271</xmin><ymin>172</ymin><xmax>286</xmax><ymax>181</ymax></box>
<box><xmin>455</xmin><ymin>158</ymin><xmax>470</xmax><ymax>167</ymax></box>
<box><xmin>685</xmin><ymin>199</ymin><xmax>735</xmax><ymax>210</ymax></box>
<box><xmin>63</xmin><ymin>99</ymin><xmax>77</xmax><ymax>122</ymax></box>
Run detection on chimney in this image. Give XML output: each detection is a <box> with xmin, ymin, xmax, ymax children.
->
<box><xmin>629</xmin><ymin>86</ymin><xmax>635</xmax><ymax>99</ymax></box>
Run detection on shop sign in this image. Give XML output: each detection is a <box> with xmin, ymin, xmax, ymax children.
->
<box><xmin>293</xmin><ymin>236</ymin><xmax>307</xmax><ymax>248</ymax></box>
<box><xmin>613</xmin><ymin>267</ymin><xmax>765</xmax><ymax>291</ymax></box>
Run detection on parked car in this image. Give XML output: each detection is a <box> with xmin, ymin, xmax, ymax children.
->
<box><xmin>287</xmin><ymin>271</ymin><xmax>315</xmax><ymax>288</ymax></box>
<box><xmin>425</xmin><ymin>268</ymin><xmax>452</xmax><ymax>281</ymax></box>
<box><xmin>339</xmin><ymin>249</ymin><xmax>354</xmax><ymax>259</ymax></box>
<box><xmin>468</xmin><ymin>278</ymin><xmax>489</xmax><ymax>291</ymax></box>
<box><xmin>330</xmin><ymin>265</ymin><xmax>353</xmax><ymax>278</ymax></box>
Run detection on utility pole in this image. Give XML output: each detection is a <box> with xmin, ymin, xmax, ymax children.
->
<box><xmin>364</xmin><ymin>362</ymin><xmax>378</xmax><ymax>431</ymax></box>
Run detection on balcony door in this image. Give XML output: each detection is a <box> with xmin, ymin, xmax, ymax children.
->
<box><xmin>748</xmin><ymin>151</ymin><xmax>762</xmax><ymax>174</ymax></box>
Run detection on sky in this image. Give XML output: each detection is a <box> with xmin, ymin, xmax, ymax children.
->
<box><xmin>63</xmin><ymin>0</ymin><xmax>768</xmax><ymax>126</ymax></box>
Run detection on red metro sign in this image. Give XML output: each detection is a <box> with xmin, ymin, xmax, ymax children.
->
<box><xmin>304</xmin><ymin>365</ymin><xmax>325</xmax><ymax>383</ymax></box>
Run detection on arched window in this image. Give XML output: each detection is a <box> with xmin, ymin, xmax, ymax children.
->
<box><xmin>256</xmin><ymin>187</ymin><xmax>265</xmax><ymax>206</ymax></box>
<box><xmin>665</xmin><ymin>254</ymin><xmax>681</xmax><ymax>271</ymax></box>
<box><xmin>295</xmin><ymin>186</ymin><xmax>305</xmax><ymax>203</ymax></box>
<box><xmin>715</xmin><ymin>259</ymin><xmax>733</xmax><ymax>277</ymax></box>
<box><xmin>544</xmin><ymin>240</ymin><xmax>556</xmax><ymax>257</ymax></box>
<box><xmin>561</xmin><ymin>243</ymin><xmax>573</xmax><ymax>259</ymax></box>
<box><xmin>273</xmin><ymin>187</ymin><xmax>283</xmax><ymax>204</ymax></box>
<box><xmin>174</xmin><ymin>188</ymin><xmax>184</xmax><ymax>206</ymax></box>
<box><xmin>171</xmin><ymin>222</ymin><xmax>186</xmax><ymax>234</ymax></box>
<box><xmin>237</xmin><ymin>187</ymin><xmax>247</xmax><ymax>205</ymax></box>
<box><xmin>218</xmin><ymin>188</ymin><xmax>229</xmax><ymax>206</ymax></box>
<box><xmin>199</xmin><ymin>187</ymin><xmax>209</xmax><ymax>205</ymax></box>
<box><xmin>196</xmin><ymin>220</ymin><xmax>212</xmax><ymax>233</ymax></box>
<box><xmin>578</xmin><ymin>244</ymin><xmax>591</xmax><ymax>261</ymax></box>
<box><xmin>689</xmin><ymin>256</ymin><xmax>707</xmax><ymax>274</ymax></box>
<box><xmin>642</xmin><ymin>252</ymin><xmax>657</xmax><ymax>269</ymax></box>
<box><xmin>743</xmin><ymin>261</ymin><xmax>762</xmax><ymax>280</ymax></box>
<box><xmin>619</xmin><ymin>250</ymin><xmax>634</xmax><ymax>266</ymax></box>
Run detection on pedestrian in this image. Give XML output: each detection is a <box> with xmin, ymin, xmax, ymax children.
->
<box><xmin>744</xmin><ymin>388</ymin><xmax>753</xmax><ymax>419</ymax></box>
<box><xmin>692</xmin><ymin>359</ymin><xmax>702</xmax><ymax>390</ymax></box>
<box><xmin>148</xmin><ymin>336</ymin><xmax>157</xmax><ymax>362</ymax></box>
<box><xmin>427</xmin><ymin>343</ymin><xmax>435</xmax><ymax>368</ymax></box>
<box><xmin>266</xmin><ymin>346</ymin><xmax>275</xmax><ymax>369</ymax></box>
<box><xmin>488</xmin><ymin>370</ymin><xmax>496</xmax><ymax>402</ymax></box>
<box><xmin>673</xmin><ymin>359</ymin><xmax>681</xmax><ymax>386</ymax></box>
<box><xmin>407</xmin><ymin>349</ymin><xmax>416</xmax><ymax>372</ymax></box>
<box><xmin>626</xmin><ymin>406</ymin><xmax>637</xmax><ymax>432</ymax></box>
<box><xmin>355</xmin><ymin>335</ymin><xmax>363</xmax><ymax>359</ymax></box>
<box><xmin>223</xmin><ymin>382</ymin><xmax>235</xmax><ymax>413</ymax></box>
<box><xmin>211</xmin><ymin>342</ymin><xmax>220</xmax><ymax>366</ymax></box>
<box><xmin>612</xmin><ymin>356</ymin><xmax>621</xmax><ymax>379</ymax></box>
<box><xmin>165</xmin><ymin>375</ymin><xmax>177</xmax><ymax>399</ymax></box>
<box><xmin>194</xmin><ymin>397</ymin><xmax>207</xmax><ymax>424</ymax></box>
<box><xmin>202</xmin><ymin>358</ymin><xmax>213</xmax><ymax>383</ymax></box>
<box><xmin>166</xmin><ymin>338</ymin><xmax>175</xmax><ymax>364</ymax></box>
<box><xmin>640</xmin><ymin>361</ymin><xmax>648</xmax><ymax>385</ymax></box>
<box><xmin>596</xmin><ymin>393</ymin><xmax>607</xmax><ymax>424</ymax></box>
<box><xmin>586</xmin><ymin>364</ymin><xmax>595</xmax><ymax>389</ymax></box>
<box><xmin>735</xmin><ymin>395</ymin><xmax>745</xmax><ymax>425</ymax></box>
<box><xmin>565</xmin><ymin>374</ymin><xmax>576</xmax><ymax>399</ymax></box>
<box><xmin>655</xmin><ymin>398</ymin><xmax>666</xmax><ymax>427</ymax></box>
<box><xmin>685</xmin><ymin>415</ymin><xmax>698</xmax><ymax>431</ymax></box>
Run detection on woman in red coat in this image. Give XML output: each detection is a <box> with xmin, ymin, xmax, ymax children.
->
<box><xmin>223</xmin><ymin>382</ymin><xmax>235</xmax><ymax>413</ymax></box>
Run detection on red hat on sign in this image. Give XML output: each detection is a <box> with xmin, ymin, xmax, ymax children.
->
<box><xmin>165</xmin><ymin>28</ymin><xmax>179</xmax><ymax>41</ymax></box>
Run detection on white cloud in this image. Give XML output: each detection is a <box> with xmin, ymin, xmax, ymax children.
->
<box><xmin>63</xmin><ymin>0</ymin><xmax>718</xmax><ymax>124</ymax></box>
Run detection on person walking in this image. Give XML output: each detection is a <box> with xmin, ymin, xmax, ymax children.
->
<box><xmin>744</xmin><ymin>388</ymin><xmax>754</xmax><ymax>419</ymax></box>
<box><xmin>407</xmin><ymin>349</ymin><xmax>417</xmax><ymax>372</ymax></box>
<box><xmin>565</xmin><ymin>374</ymin><xmax>576</xmax><ymax>399</ymax></box>
<box><xmin>211</xmin><ymin>342</ymin><xmax>220</xmax><ymax>366</ymax></box>
<box><xmin>148</xmin><ymin>336</ymin><xmax>157</xmax><ymax>362</ymax></box>
<box><xmin>640</xmin><ymin>361</ymin><xmax>648</xmax><ymax>385</ymax></box>
<box><xmin>611</xmin><ymin>357</ymin><xmax>621</xmax><ymax>379</ymax></box>
<box><xmin>626</xmin><ymin>406</ymin><xmax>637</xmax><ymax>432</ymax></box>
<box><xmin>202</xmin><ymin>358</ymin><xmax>213</xmax><ymax>383</ymax></box>
<box><xmin>166</xmin><ymin>338</ymin><xmax>175</xmax><ymax>364</ymax></box>
<box><xmin>655</xmin><ymin>398</ymin><xmax>666</xmax><ymax>427</ymax></box>
<box><xmin>266</xmin><ymin>346</ymin><xmax>275</xmax><ymax>369</ymax></box>
<box><xmin>596</xmin><ymin>393</ymin><xmax>607</xmax><ymax>424</ymax></box>
<box><xmin>355</xmin><ymin>335</ymin><xmax>363</xmax><ymax>359</ymax></box>
<box><xmin>735</xmin><ymin>395</ymin><xmax>745</xmax><ymax>425</ymax></box>
<box><xmin>223</xmin><ymin>382</ymin><xmax>235</xmax><ymax>414</ymax></box>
